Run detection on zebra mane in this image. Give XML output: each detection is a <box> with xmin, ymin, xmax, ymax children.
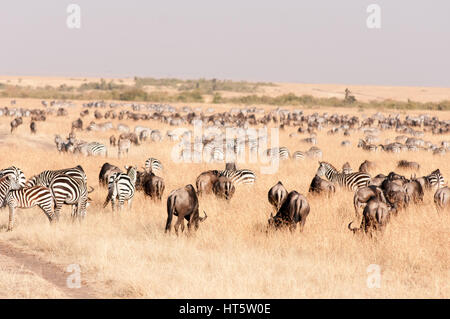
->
<box><xmin>320</xmin><ymin>161</ymin><xmax>338</xmax><ymax>172</ymax></box>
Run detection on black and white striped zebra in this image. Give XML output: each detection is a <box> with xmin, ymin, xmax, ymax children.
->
<box><xmin>103</xmin><ymin>166</ymin><xmax>137</xmax><ymax>211</ymax></box>
<box><xmin>26</xmin><ymin>166</ymin><xmax>87</xmax><ymax>187</ymax></box>
<box><xmin>217</xmin><ymin>169</ymin><xmax>256</xmax><ymax>185</ymax></box>
<box><xmin>48</xmin><ymin>174</ymin><xmax>91</xmax><ymax>219</ymax></box>
<box><xmin>144</xmin><ymin>158</ymin><xmax>163</xmax><ymax>174</ymax></box>
<box><xmin>74</xmin><ymin>142</ymin><xmax>107</xmax><ymax>157</ymax></box>
<box><xmin>0</xmin><ymin>175</ymin><xmax>55</xmax><ymax>231</ymax></box>
<box><xmin>425</xmin><ymin>169</ymin><xmax>445</xmax><ymax>189</ymax></box>
<box><xmin>292</xmin><ymin>151</ymin><xmax>306</xmax><ymax>160</ymax></box>
<box><xmin>316</xmin><ymin>161</ymin><xmax>370</xmax><ymax>191</ymax></box>
<box><xmin>0</xmin><ymin>166</ymin><xmax>26</xmax><ymax>188</ymax></box>
<box><xmin>266</xmin><ymin>147</ymin><xmax>290</xmax><ymax>160</ymax></box>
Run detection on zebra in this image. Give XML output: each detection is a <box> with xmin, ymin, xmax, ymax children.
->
<box><xmin>425</xmin><ymin>169</ymin><xmax>445</xmax><ymax>189</ymax></box>
<box><xmin>0</xmin><ymin>175</ymin><xmax>55</xmax><ymax>231</ymax></box>
<box><xmin>26</xmin><ymin>166</ymin><xmax>87</xmax><ymax>187</ymax></box>
<box><xmin>217</xmin><ymin>169</ymin><xmax>256</xmax><ymax>185</ymax></box>
<box><xmin>118</xmin><ymin>138</ymin><xmax>131</xmax><ymax>159</ymax></box>
<box><xmin>0</xmin><ymin>166</ymin><xmax>26</xmax><ymax>188</ymax></box>
<box><xmin>48</xmin><ymin>174</ymin><xmax>92</xmax><ymax>219</ymax></box>
<box><xmin>316</xmin><ymin>161</ymin><xmax>371</xmax><ymax>191</ymax></box>
<box><xmin>103</xmin><ymin>166</ymin><xmax>137</xmax><ymax>211</ymax></box>
<box><xmin>292</xmin><ymin>151</ymin><xmax>306</xmax><ymax>160</ymax></box>
<box><xmin>144</xmin><ymin>158</ymin><xmax>163</xmax><ymax>174</ymax></box>
<box><xmin>357</xmin><ymin>139</ymin><xmax>378</xmax><ymax>152</ymax></box>
<box><xmin>73</xmin><ymin>142</ymin><xmax>107</xmax><ymax>157</ymax></box>
<box><xmin>266</xmin><ymin>147</ymin><xmax>290</xmax><ymax>160</ymax></box>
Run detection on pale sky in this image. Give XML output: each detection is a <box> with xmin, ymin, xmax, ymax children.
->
<box><xmin>1</xmin><ymin>0</ymin><xmax>449</xmax><ymax>86</ymax></box>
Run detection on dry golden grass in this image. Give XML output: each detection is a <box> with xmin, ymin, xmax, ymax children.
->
<box><xmin>0</xmin><ymin>99</ymin><xmax>449</xmax><ymax>298</ymax></box>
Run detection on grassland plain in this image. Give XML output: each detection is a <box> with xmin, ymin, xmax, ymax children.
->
<box><xmin>0</xmin><ymin>97</ymin><xmax>448</xmax><ymax>298</ymax></box>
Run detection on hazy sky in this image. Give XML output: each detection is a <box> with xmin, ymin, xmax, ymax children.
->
<box><xmin>1</xmin><ymin>0</ymin><xmax>449</xmax><ymax>86</ymax></box>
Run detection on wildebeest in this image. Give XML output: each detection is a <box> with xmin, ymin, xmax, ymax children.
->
<box><xmin>213</xmin><ymin>176</ymin><xmax>235</xmax><ymax>200</ymax></box>
<box><xmin>142</xmin><ymin>172</ymin><xmax>165</xmax><ymax>200</ymax></box>
<box><xmin>268</xmin><ymin>181</ymin><xmax>288</xmax><ymax>212</ymax></box>
<box><xmin>98</xmin><ymin>163</ymin><xmax>122</xmax><ymax>187</ymax></box>
<box><xmin>268</xmin><ymin>191</ymin><xmax>310</xmax><ymax>232</ymax></box>
<box><xmin>353</xmin><ymin>185</ymin><xmax>387</xmax><ymax>217</ymax></box>
<box><xmin>404</xmin><ymin>179</ymin><xmax>424</xmax><ymax>203</ymax></box>
<box><xmin>381</xmin><ymin>177</ymin><xmax>409</xmax><ymax>212</ymax></box>
<box><xmin>119</xmin><ymin>132</ymin><xmax>139</xmax><ymax>145</ymax></box>
<box><xmin>110</xmin><ymin>135</ymin><xmax>117</xmax><ymax>147</ymax></box>
<box><xmin>397</xmin><ymin>160</ymin><xmax>420</xmax><ymax>171</ymax></box>
<box><xmin>308</xmin><ymin>175</ymin><xmax>335</xmax><ymax>196</ymax></box>
<box><xmin>30</xmin><ymin>121</ymin><xmax>36</xmax><ymax>134</ymax></box>
<box><xmin>358</xmin><ymin>160</ymin><xmax>376</xmax><ymax>174</ymax></box>
<box><xmin>71</xmin><ymin>118</ymin><xmax>83</xmax><ymax>131</ymax></box>
<box><xmin>196</xmin><ymin>170</ymin><xmax>219</xmax><ymax>196</ymax></box>
<box><xmin>434</xmin><ymin>186</ymin><xmax>449</xmax><ymax>211</ymax></box>
<box><xmin>342</xmin><ymin>162</ymin><xmax>352</xmax><ymax>174</ymax></box>
<box><xmin>165</xmin><ymin>184</ymin><xmax>207</xmax><ymax>234</ymax></box>
<box><xmin>225</xmin><ymin>162</ymin><xmax>237</xmax><ymax>170</ymax></box>
<box><xmin>10</xmin><ymin>117</ymin><xmax>23</xmax><ymax>133</ymax></box>
<box><xmin>369</xmin><ymin>174</ymin><xmax>387</xmax><ymax>187</ymax></box>
<box><xmin>348</xmin><ymin>197</ymin><xmax>391</xmax><ymax>236</ymax></box>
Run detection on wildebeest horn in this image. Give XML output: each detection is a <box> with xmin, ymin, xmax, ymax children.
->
<box><xmin>88</xmin><ymin>186</ymin><xmax>94</xmax><ymax>193</ymax></box>
<box><xmin>88</xmin><ymin>197</ymin><xmax>92</xmax><ymax>201</ymax></box>
<box><xmin>200</xmin><ymin>210</ymin><xmax>208</xmax><ymax>222</ymax></box>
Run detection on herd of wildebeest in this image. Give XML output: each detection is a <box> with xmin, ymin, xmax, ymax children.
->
<box><xmin>0</xmin><ymin>99</ymin><xmax>449</xmax><ymax>235</ymax></box>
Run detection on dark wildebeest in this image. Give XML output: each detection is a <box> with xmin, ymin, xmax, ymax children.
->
<box><xmin>10</xmin><ymin>117</ymin><xmax>23</xmax><ymax>133</ymax></box>
<box><xmin>397</xmin><ymin>160</ymin><xmax>420</xmax><ymax>171</ymax></box>
<box><xmin>268</xmin><ymin>181</ymin><xmax>288</xmax><ymax>212</ymax></box>
<box><xmin>308</xmin><ymin>175</ymin><xmax>336</xmax><ymax>196</ymax></box>
<box><xmin>359</xmin><ymin>160</ymin><xmax>376</xmax><ymax>174</ymax></box>
<box><xmin>196</xmin><ymin>170</ymin><xmax>220</xmax><ymax>196</ymax></box>
<box><xmin>404</xmin><ymin>179</ymin><xmax>424</xmax><ymax>203</ymax></box>
<box><xmin>268</xmin><ymin>191</ymin><xmax>310</xmax><ymax>232</ymax></box>
<box><xmin>98</xmin><ymin>163</ymin><xmax>122</xmax><ymax>187</ymax></box>
<box><xmin>143</xmin><ymin>172</ymin><xmax>165</xmax><ymax>200</ymax></box>
<box><xmin>30</xmin><ymin>121</ymin><xmax>36</xmax><ymax>134</ymax></box>
<box><xmin>72</xmin><ymin>118</ymin><xmax>83</xmax><ymax>131</ymax></box>
<box><xmin>348</xmin><ymin>197</ymin><xmax>391</xmax><ymax>236</ymax></box>
<box><xmin>80</xmin><ymin>109</ymin><xmax>89</xmax><ymax>117</ymax></box>
<box><xmin>369</xmin><ymin>174</ymin><xmax>386</xmax><ymax>187</ymax></box>
<box><xmin>381</xmin><ymin>178</ymin><xmax>409</xmax><ymax>212</ymax></box>
<box><xmin>225</xmin><ymin>162</ymin><xmax>237</xmax><ymax>170</ymax></box>
<box><xmin>353</xmin><ymin>185</ymin><xmax>387</xmax><ymax>217</ymax></box>
<box><xmin>110</xmin><ymin>135</ymin><xmax>117</xmax><ymax>147</ymax></box>
<box><xmin>165</xmin><ymin>184</ymin><xmax>207</xmax><ymax>234</ymax></box>
<box><xmin>434</xmin><ymin>186</ymin><xmax>449</xmax><ymax>211</ymax></box>
<box><xmin>119</xmin><ymin>132</ymin><xmax>139</xmax><ymax>145</ymax></box>
<box><xmin>213</xmin><ymin>176</ymin><xmax>235</xmax><ymax>200</ymax></box>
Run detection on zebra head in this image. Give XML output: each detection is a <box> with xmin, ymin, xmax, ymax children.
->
<box><xmin>125</xmin><ymin>166</ymin><xmax>138</xmax><ymax>185</ymax></box>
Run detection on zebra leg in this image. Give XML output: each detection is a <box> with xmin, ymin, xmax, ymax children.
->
<box><xmin>39</xmin><ymin>203</ymin><xmax>55</xmax><ymax>223</ymax></box>
<box><xmin>127</xmin><ymin>198</ymin><xmax>133</xmax><ymax>209</ymax></box>
<box><xmin>7</xmin><ymin>205</ymin><xmax>16</xmax><ymax>231</ymax></box>
<box><xmin>54</xmin><ymin>203</ymin><xmax>62</xmax><ymax>221</ymax></box>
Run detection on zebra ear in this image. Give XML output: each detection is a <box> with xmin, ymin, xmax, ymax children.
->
<box><xmin>124</xmin><ymin>165</ymin><xmax>129</xmax><ymax>170</ymax></box>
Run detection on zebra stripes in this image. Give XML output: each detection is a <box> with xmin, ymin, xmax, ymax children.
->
<box><xmin>217</xmin><ymin>169</ymin><xmax>256</xmax><ymax>185</ymax></box>
<box><xmin>49</xmin><ymin>175</ymin><xmax>90</xmax><ymax>219</ymax></box>
<box><xmin>426</xmin><ymin>169</ymin><xmax>445</xmax><ymax>189</ymax></box>
<box><xmin>0</xmin><ymin>176</ymin><xmax>54</xmax><ymax>231</ymax></box>
<box><xmin>0</xmin><ymin>166</ymin><xmax>26</xmax><ymax>188</ymax></box>
<box><xmin>74</xmin><ymin>142</ymin><xmax>107</xmax><ymax>157</ymax></box>
<box><xmin>316</xmin><ymin>161</ymin><xmax>370</xmax><ymax>191</ymax></box>
<box><xmin>103</xmin><ymin>166</ymin><xmax>137</xmax><ymax>211</ymax></box>
<box><xmin>26</xmin><ymin>166</ymin><xmax>87</xmax><ymax>187</ymax></box>
<box><xmin>145</xmin><ymin>158</ymin><xmax>163</xmax><ymax>174</ymax></box>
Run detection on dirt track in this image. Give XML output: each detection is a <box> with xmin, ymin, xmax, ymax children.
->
<box><xmin>0</xmin><ymin>240</ymin><xmax>97</xmax><ymax>298</ymax></box>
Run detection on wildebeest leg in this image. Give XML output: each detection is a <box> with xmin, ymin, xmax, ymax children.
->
<box><xmin>174</xmin><ymin>215</ymin><xmax>184</xmax><ymax>235</ymax></box>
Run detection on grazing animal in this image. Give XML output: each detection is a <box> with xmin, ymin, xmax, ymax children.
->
<box><xmin>397</xmin><ymin>160</ymin><xmax>420</xmax><ymax>171</ymax></box>
<box><xmin>342</xmin><ymin>162</ymin><xmax>352</xmax><ymax>174</ymax></box>
<box><xmin>0</xmin><ymin>166</ymin><xmax>26</xmax><ymax>188</ymax></box>
<box><xmin>142</xmin><ymin>172</ymin><xmax>165</xmax><ymax>200</ymax></box>
<box><xmin>268</xmin><ymin>181</ymin><xmax>288</xmax><ymax>211</ymax></box>
<box><xmin>110</xmin><ymin>135</ymin><xmax>117</xmax><ymax>146</ymax></box>
<box><xmin>369</xmin><ymin>174</ymin><xmax>387</xmax><ymax>187</ymax></box>
<box><xmin>213</xmin><ymin>176</ymin><xmax>235</xmax><ymax>200</ymax></box>
<box><xmin>30</xmin><ymin>121</ymin><xmax>36</xmax><ymax>134</ymax></box>
<box><xmin>26</xmin><ymin>166</ymin><xmax>87</xmax><ymax>187</ymax></box>
<box><xmin>73</xmin><ymin>142</ymin><xmax>107</xmax><ymax>157</ymax></box>
<box><xmin>118</xmin><ymin>137</ymin><xmax>131</xmax><ymax>159</ymax></box>
<box><xmin>381</xmin><ymin>179</ymin><xmax>409</xmax><ymax>212</ymax></box>
<box><xmin>103</xmin><ymin>166</ymin><xmax>137</xmax><ymax>211</ymax></box>
<box><xmin>144</xmin><ymin>158</ymin><xmax>163</xmax><ymax>174</ymax></box>
<box><xmin>196</xmin><ymin>170</ymin><xmax>220</xmax><ymax>196</ymax></box>
<box><xmin>217</xmin><ymin>169</ymin><xmax>256</xmax><ymax>185</ymax></box>
<box><xmin>98</xmin><ymin>163</ymin><xmax>122</xmax><ymax>187</ymax></box>
<box><xmin>434</xmin><ymin>186</ymin><xmax>450</xmax><ymax>211</ymax></box>
<box><xmin>71</xmin><ymin>118</ymin><xmax>83</xmax><ymax>131</ymax></box>
<box><xmin>225</xmin><ymin>162</ymin><xmax>237</xmax><ymax>170</ymax></box>
<box><xmin>417</xmin><ymin>169</ymin><xmax>445</xmax><ymax>190</ymax></box>
<box><xmin>308</xmin><ymin>175</ymin><xmax>336</xmax><ymax>196</ymax></box>
<box><xmin>404</xmin><ymin>179</ymin><xmax>424</xmax><ymax>203</ymax></box>
<box><xmin>358</xmin><ymin>160</ymin><xmax>376</xmax><ymax>174</ymax></box>
<box><xmin>165</xmin><ymin>184</ymin><xmax>207</xmax><ymax>234</ymax></box>
<box><xmin>316</xmin><ymin>161</ymin><xmax>370</xmax><ymax>191</ymax></box>
<box><xmin>10</xmin><ymin>117</ymin><xmax>23</xmax><ymax>133</ymax></box>
<box><xmin>353</xmin><ymin>185</ymin><xmax>387</xmax><ymax>217</ymax></box>
<box><xmin>0</xmin><ymin>176</ymin><xmax>55</xmax><ymax>231</ymax></box>
<box><xmin>348</xmin><ymin>197</ymin><xmax>391</xmax><ymax>236</ymax></box>
<box><xmin>268</xmin><ymin>191</ymin><xmax>310</xmax><ymax>231</ymax></box>
<box><xmin>357</xmin><ymin>139</ymin><xmax>378</xmax><ymax>152</ymax></box>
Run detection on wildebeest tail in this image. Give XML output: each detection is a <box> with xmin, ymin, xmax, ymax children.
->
<box><xmin>165</xmin><ymin>194</ymin><xmax>176</xmax><ymax>233</ymax></box>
